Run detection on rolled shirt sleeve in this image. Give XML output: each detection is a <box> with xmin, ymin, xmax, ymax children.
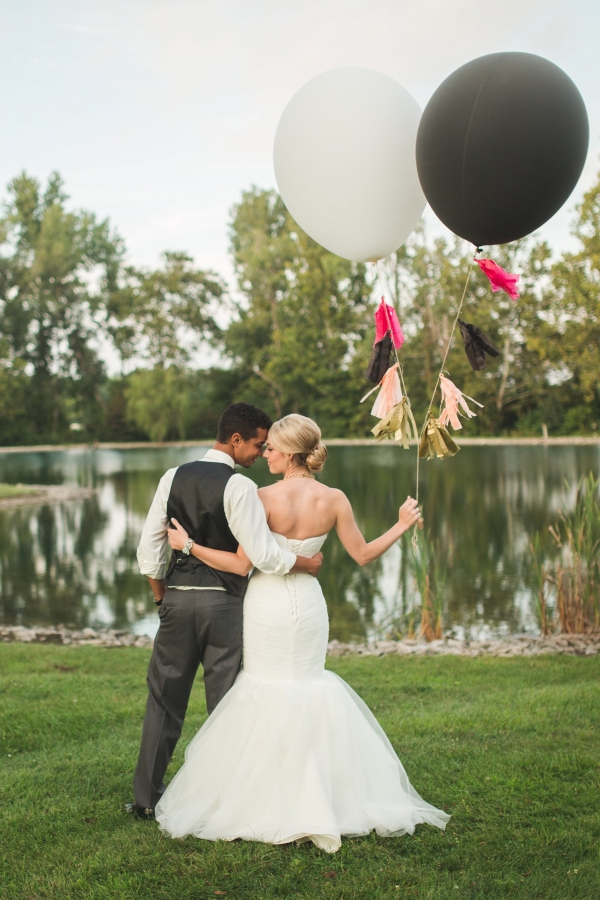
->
<box><xmin>224</xmin><ymin>474</ymin><xmax>296</xmax><ymax>576</ymax></box>
<box><xmin>136</xmin><ymin>467</ymin><xmax>177</xmax><ymax>579</ymax></box>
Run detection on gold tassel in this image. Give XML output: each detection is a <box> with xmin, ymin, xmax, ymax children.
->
<box><xmin>371</xmin><ymin>396</ymin><xmax>419</xmax><ymax>449</ymax></box>
<box><xmin>418</xmin><ymin>413</ymin><xmax>460</xmax><ymax>460</ymax></box>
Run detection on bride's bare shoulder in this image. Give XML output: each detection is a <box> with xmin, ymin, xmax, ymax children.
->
<box><xmin>318</xmin><ymin>485</ymin><xmax>347</xmax><ymax>506</ymax></box>
<box><xmin>328</xmin><ymin>486</ymin><xmax>349</xmax><ymax>501</ymax></box>
<box><xmin>257</xmin><ymin>484</ymin><xmax>279</xmax><ymax>498</ymax></box>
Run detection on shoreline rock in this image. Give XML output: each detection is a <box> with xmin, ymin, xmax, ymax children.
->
<box><xmin>327</xmin><ymin>633</ymin><xmax>600</xmax><ymax>658</ymax></box>
<box><xmin>0</xmin><ymin>625</ymin><xmax>153</xmax><ymax>648</ymax></box>
<box><xmin>1</xmin><ymin>627</ymin><xmax>599</xmax><ymax>656</ymax></box>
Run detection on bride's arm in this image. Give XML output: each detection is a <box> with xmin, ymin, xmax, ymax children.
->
<box><xmin>168</xmin><ymin>518</ymin><xmax>252</xmax><ymax>576</ymax></box>
<box><xmin>333</xmin><ymin>491</ymin><xmax>421</xmax><ymax>566</ymax></box>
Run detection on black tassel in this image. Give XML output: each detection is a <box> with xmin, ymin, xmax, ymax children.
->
<box><xmin>457</xmin><ymin>319</ymin><xmax>499</xmax><ymax>371</ymax></box>
<box><xmin>365</xmin><ymin>330</ymin><xmax>394</xmax><ymax>384</ymax></box>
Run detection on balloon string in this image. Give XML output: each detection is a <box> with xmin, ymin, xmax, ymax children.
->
<box><xmin>374</xmin><ymin>261</ymin><xmax>415</xmax><ymax>547</ymax></box>
<box><xmin>411</xmin><ymin>256</ymin><xmax>476</xmax><ymax>552</ymax></box>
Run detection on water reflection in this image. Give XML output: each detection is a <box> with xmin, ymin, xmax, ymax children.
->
<box><xmin>0</xmin><ymin>445</ymin><xmax>598</xmax><ymax>640</ymax></box>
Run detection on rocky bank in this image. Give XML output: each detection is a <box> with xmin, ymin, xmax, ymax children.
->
<box><xmin>2</xmin><ymin>626</ymin><xmax>599</xmax><ymax>656</ymax></box>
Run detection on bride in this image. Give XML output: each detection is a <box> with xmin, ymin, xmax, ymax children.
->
<box><xmin>155</xmin><ymin>414</ymin><xmax>449</xmax><ymax>852</ymax></box>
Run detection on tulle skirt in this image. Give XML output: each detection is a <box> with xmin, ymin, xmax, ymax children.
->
<box><xmin>155</xmin><ymin>668</ymin><xmax>449</xmax><ymax>851</ymax></box>
<box><xmin>155</xmin><ymin>561</ymin><xmax>450</xmax><ymax>852</ymax></box>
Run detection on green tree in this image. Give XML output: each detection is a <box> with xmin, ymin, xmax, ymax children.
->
<box><xmin>124</xmin><ymin>367</ymin><xmax>222</xmax><ymax>442</ymax></box>
<box><xmin>0</xmin><ymin>172</ymin><xmax>123</xmax><ymax>439</ymax></box>
<box><xmin>530</xmin><ymin>172</ymin><xmax>600</xmax><ymax>434</ymax></box>
<box><xmin>112</xmin><ymin>253</ymin><xmax>227</xmax><ymax>441</ymax></box>
<box><xmin>225</xmin><ymin>188</ymin><xmax>374</xmax><ymax>435</ymax></box>
<box><xmin>0</xmin><ymin>171</ymin><xmax>228</xmax><ymax>444</ymax></box>
<box><xmin>108</xmin><ymin>252</ymin><xmax>225</xmax><ymax>368</ymax></box>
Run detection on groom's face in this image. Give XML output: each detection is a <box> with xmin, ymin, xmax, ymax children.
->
<box><xmin>231</xmin><ymin>428</ymin><xmax>269</xmax><ymax>468</ymax></box>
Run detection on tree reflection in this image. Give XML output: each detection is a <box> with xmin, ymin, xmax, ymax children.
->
<box><xmin>0</xmin><ymin>445</ymin><xmax>598</xmax><ymax>637</ymax></box>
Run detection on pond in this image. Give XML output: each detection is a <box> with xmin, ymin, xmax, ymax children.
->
<box><xmin>0</xmin><ymin>444</ymin><xmax>598</xmax><ymax>641</ymax></box>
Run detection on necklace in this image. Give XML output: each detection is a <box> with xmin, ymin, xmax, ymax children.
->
<box><xmin>284</xmin><ymin>469</ymin><xmax>314</xmax><ymax>480</ymax></box>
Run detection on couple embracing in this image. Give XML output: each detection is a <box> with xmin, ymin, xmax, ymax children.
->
<box><xmin>131</xmin><ymin>402</ymin><xmax>449</xmax><ymax>853</ymax></box>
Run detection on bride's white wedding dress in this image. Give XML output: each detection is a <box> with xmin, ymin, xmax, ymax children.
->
<box><xmin>155</xmin><ymin>534</ymin><xmax>450</xmax><ymax>852</ymax></box>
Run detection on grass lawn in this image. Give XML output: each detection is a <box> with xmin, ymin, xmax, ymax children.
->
<box><xmin>0</xmin><ymin>484</ymin><xmax>43</xmax><ymax>500</ymax></box>
<box><xmin>1</xmin><ymin>646</ymin><xmax>598</xmax><ymax>900</ymax></box>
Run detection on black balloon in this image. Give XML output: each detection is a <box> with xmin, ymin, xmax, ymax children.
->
<box><xmin>416</xmin><ymin>52</ymin><xmax>589</xmax><ymax>246</ymax></box>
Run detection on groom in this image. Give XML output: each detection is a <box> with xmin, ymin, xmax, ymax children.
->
<box><xmin>128</xmin><ymin>402</ymin><xmax>323</xmax><ymax>818</ymax></box>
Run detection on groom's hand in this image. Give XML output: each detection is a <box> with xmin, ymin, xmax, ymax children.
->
<box><xmin>291</xmin><ymin>552</ymin><xmax>324</xmax><ymax>577</ymax></box>
<box><xmin>147</xmin><ymin>577</ymin><xmax>166</xmax><ymax>605</ymax></box>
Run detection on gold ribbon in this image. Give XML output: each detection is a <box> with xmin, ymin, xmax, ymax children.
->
<box><xmin>371</xmin><ymin>396</ymin><xmax>419</xmax><ymax>449</ymax></box>
<box><xmin>418</xmin><ymin>413</ymin><xmax>460</xmax><ymax>460</ymax></box>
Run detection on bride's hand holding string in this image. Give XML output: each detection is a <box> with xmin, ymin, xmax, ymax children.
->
<box><xmin>333</xmin><ymin>491</ymin><xmax>424</xmax><ymax>566</ymax></box>
<box><xmin>398</xmin><ymin>497</ymin><xmax>423</xmax><ymax>532</ymax></box>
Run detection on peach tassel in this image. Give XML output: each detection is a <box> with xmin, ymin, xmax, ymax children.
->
<box><xmin>438</xmin><ymin>375</ymin><xmax>483</xmax><ymax>430</ymax></box>
<box><xmin>370</xmin><ymin>363</ymin><xmax>402</xmax><ymax>418</ymax></box>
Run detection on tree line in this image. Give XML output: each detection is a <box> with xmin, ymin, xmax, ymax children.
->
<box><xmin>0</xmin><ymin>170</ymin><xmax>599</xmax><ymax>445</ymax></box>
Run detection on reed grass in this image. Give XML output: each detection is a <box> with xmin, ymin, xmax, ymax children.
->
<box><xmin>531</xmin><ymin>472</ymin><xmax>600</xmax><ymax>634</ymax></box>
<box><xmin>405</xmin><ymin>529</ymin><xmax>446</xmax><ymax>641</ymax></box>
<box><xmin>530</xmin><ymin>532</ymin><xmax>551</xmax><ymax>636</ymax></box>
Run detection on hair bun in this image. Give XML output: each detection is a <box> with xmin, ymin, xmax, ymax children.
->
<box><xmin>269</xmin><ymin>413</ymin><xmax>328</xmax><ymax>473</ymax></box>
<box><xmin>306</xmin><ymin>441</ymin><xmax>328</xmax><ymax>473</ymax></box>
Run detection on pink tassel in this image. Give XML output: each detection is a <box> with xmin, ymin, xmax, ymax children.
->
<box><xmin>374</xmin><ymin>298</ymin><xmax>404</xmax><ymax>348</ymax></box>
<box><xmin>371</xmin><ymin>364</ymin><xmax>402</xmax><ymax>418</ymax></box>
<box><xmin>476</xmin><ymin>258</ymin><xmax>520</xmax><ymax>300</ymax></box>
<box><xmin>439</xmin><ymin>375</ymin><xmax>483</xmax><ymax>430</ymax></box>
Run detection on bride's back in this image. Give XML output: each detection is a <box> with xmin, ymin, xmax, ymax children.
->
<box><xmin>259</xmin><ymin>479</ymin><xmax>341</xmax><ymax>540</ymax></box>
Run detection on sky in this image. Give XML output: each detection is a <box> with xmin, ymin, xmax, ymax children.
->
<box><xmin>1</xmin><ymin>0</ymin><xmax>599</xmax><ymax>288</ymax></box>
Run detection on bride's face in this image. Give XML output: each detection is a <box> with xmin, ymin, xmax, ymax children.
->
<box><xmin>263</xmin><ymin>442</ymin><xmax>290</xmax><ymax>475</ymax></box>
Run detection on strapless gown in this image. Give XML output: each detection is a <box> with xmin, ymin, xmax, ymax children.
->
<box><xmin>155</xmin><ymin>533</ymin><xmax>450</xmax><ymax>852</ymax></box>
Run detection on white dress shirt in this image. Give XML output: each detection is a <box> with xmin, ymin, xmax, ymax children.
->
<box><xmin>136</xmin><ymin>448</ymin><xmax>297</xmax><ymax>588</ymax></box>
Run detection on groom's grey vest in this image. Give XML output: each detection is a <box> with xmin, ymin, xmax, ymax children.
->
<box><xmin>164</xmin><ymin>460</ymin><xmax>249</xmax><ymax>598</ymax></box>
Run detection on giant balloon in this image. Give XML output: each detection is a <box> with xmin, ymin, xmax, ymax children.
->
<box><xmin>416</xmin><ymin>52</ymin><xmax>589</xmax><ymax>246</ymax></box>
<box><xmin>274</xmin><ymin>68</ymin><xmax>425</xmax><ymax>262</ymax></box>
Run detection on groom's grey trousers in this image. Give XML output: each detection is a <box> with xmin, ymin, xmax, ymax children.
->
<box><xmin>133</xmin><ymin>588</ymin><xmax>243</xmax><ymax>810</ymax></box>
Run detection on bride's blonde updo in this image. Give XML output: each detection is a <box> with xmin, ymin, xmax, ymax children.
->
<box><xmin>269</xmin><ymin>414</ymin><xmax>328</xmax><ymax>474</ymax></box>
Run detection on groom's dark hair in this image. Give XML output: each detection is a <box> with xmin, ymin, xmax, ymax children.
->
<box><xmin>217</xmin><ymin>403</ymin><xmax>273</xmax><ymax>443</ymax></box>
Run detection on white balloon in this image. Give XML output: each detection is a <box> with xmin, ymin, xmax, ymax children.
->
<box><xmin>274</xmin><ymin>67</ymin><xmax>425</xmax><ymax>263</ymax></box>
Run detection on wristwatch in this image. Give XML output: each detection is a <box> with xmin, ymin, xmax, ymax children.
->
<box><xmin>182</xmin><ymin>538</ymin><xmax>194</xmax><ymax>556</ymax></box>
